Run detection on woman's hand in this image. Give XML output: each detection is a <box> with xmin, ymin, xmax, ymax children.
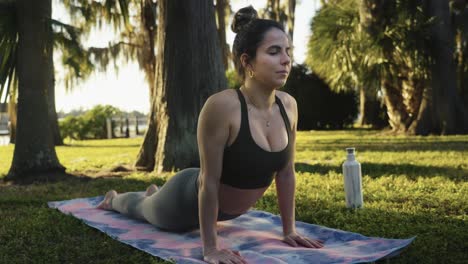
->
<box><xmin>283</xmin><ymin>232</ymin><xmax>324</xmax><ymax>249</ymax></box>
<box><xmin>203</xmin><ymin>248</ymin><xmax>248</xmax><ymax>264</ymax></box>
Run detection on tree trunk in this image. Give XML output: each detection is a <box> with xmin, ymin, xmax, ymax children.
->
<box><xmin>47</xmin><ymin>19</ymin><xmax>63</xmax><ymax>146</ymax></box>
<box><xmin>423</xmin><ymin>0</ymin><xmax>459</xmax><ymax>134</ymax></box>
<box><xmin>6</xmin><ymin>0</ymin><xmax>65</xmax><ymax>180</ymax></box>
<box><xmin>141</xmin><ymin>0</ymin><xmax>157</xmax><ymax>100</ymax></box>
<box><xmin>410</xmin><ymin>0</ymin><xmax>468</xmax><ymax>134</ymax></box>
<box><xmin>454</xmin><ymin>3</ymin><xmax>468</xmax><ymax>130</ymax></box>
<box><xmin>48</xmin><ymin>85</ymin><xmax>62</xmax><ymax>146</ymax></box>
<box><xmin>357</xmin><ymin>85</ymin><xmax>366</xmax><ymax>126</ymax></box>
<box><xmin>286</xmin><ymin>0</ymin><xmax>295</xmax><ymax>42</ymax></box>
<box><xmin>285</xmin><ymin>0</ymin><xmax>295</xmax><ymax>62</ymax></box>
<box><xmin>408</xmin><ymin>83</ymin><xmax>432</xmax><ymax>135</ymax></box>
<box><xmin>381</xmin><ymin>79</ymin><xmax>409</xmax><ymax>133</ymax></box>
<box><xmin>356</xmin><ymin>85</ymin><xmax>385</xmax><ymax>127</ymax></box>
<box><xmin>357</xmin><ymin>85</ymin><xmax>367</xmax><ymax>126</ymax></box>
<box><xmin>216</xmin><ymin>0</ymin><xmax>230</xmax><ymax>70</ymax></box>
<box><xmin>8</xmin><ymin>90</ymin><xmax>16</xmax><ymax>144</ymax></box>
<box><xmin>358</xmin><ymin>0</ymin><xmax>397</xmax><ymax>130</ymax></box>
<box><xmin>135</xmin><ymin>98</ymin><xmax>157</xmax><ymax>171</ymax></box>
<box><xmin>134</xmin><ymin>0</ymin><xmax>158</xmax><ymax>171</ymax></box>
<box><xmin>136</xmin><ymin>0</ymin><xmax>226</xmax><ymax>173</ymax></box>
<box><xmin>265</xmin><ymin>0</ymin><xmax>281</xmax><ymax>21</ymax></box>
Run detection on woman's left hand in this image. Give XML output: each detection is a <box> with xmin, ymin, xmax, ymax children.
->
<box><xmin>282</xmin><ymin>232</ymin><xmax>324</xmax><ymax>249</ymax></box>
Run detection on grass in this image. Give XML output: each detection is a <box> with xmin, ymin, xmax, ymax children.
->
<box><xmin>0</xmin><ymin>130</ymin><xmax>467</xmax><ymax>263</ymax></box>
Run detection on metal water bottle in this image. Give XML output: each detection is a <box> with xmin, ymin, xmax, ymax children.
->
<box><xmin>342</xmin><ymin>148</ymin><xmax>363</xmax><ymax>208</ymax></box>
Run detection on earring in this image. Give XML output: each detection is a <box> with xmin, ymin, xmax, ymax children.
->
<box><xmin>248</xmin><ymin>70</ymin><xmax>254</xmax><ymax>78</ymax></box>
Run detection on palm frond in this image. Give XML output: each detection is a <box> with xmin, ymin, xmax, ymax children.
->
<box><xmin>306</xmin><ymin>0</ymin><xmax>363</xmax><ymax>92</ymax></box>
<box><xmin>61</xmin><ymin>0</ymin><xmax>130</xmax><ymax>35</ymax></box>
<box><xmin>306</xmin><ymin>0</ymin><xmax>433</xmax><ymax>95</ymax></box>
<box><xmin>0</xmin><ymin>1</ymin><xmax>18</xmax><ymax>104</ymax></box>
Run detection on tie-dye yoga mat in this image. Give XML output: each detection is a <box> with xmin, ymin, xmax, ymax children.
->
<box><xmin>48</xmin><ymin>196</ymin><xmax>415</xmax><ymax>264</ymax></box>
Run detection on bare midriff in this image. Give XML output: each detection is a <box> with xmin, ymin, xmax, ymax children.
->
<box><xmin>217</xmin><ymin>183</ymin><xmax>270</xmax><ymax>215</ymax></box>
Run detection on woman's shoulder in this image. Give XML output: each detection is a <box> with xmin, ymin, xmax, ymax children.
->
<box><xmin>275</xmin><ymin>90</ymin><xmax>297</xmax><ymax>112</ymax></box>
<box><xmin>204</xmin><ymin>89</ymin><xmax>240</xmax><ymax>111</ymax></box>
<box><xmin>276</xmin><ymin>90</ymin><xmax>298</xmax><ymax>129</ymax></box>
<box><xmin>201</xmin><ymin>89</ymin><xmax>240</xmax><ymax>121</ymax></box>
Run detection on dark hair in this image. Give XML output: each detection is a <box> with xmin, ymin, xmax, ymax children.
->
<box><xmin>231</xmin><ymin>6</ymin><xmax>285</xmax><ymax>80</ymax></box>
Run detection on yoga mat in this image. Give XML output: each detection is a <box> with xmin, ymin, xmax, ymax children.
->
<box><xmin>48</xmin><ymin>196</ymin><xmax>415</xmax><ymax>263</ymax></box>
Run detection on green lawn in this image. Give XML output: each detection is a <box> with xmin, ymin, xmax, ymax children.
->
<box><xmin>0</xmin><ymin>130</ymin><xmax>467</xmax><ymax>263</ymax></box>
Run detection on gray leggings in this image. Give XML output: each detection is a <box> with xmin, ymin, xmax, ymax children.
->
<box><xmin>110</xmin><ymin>168</ymin><xmax>239</xmax><ymax>232</ymax></box>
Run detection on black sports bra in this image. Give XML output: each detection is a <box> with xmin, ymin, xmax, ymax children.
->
<box><xmin>220</xmin><ymin>89</ymin><xmax>293</xmax><ymax>189</ymax></box>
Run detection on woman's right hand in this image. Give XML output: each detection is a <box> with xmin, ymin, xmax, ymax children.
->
<box><xmin>203</xmin><ymin>248</ymin><xmax>248</xmax><ymax>264</ymax></box>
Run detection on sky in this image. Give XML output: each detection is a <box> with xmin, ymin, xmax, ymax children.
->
<box><xmin>53</xmin><ymin>0</ymin><xmax>321</xmax><ymax>114</ymax></box>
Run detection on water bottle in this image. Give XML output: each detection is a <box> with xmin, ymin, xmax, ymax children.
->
<box><xmin>342</xmin><ymin>147</ymin><xmax>364</xmax><ymax>208</ymax></box>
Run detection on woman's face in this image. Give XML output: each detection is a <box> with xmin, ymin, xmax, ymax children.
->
<box><xmin>248</xmin><ymin>28</ymin><xmax>291</xmax><ymax>88</ymax></box>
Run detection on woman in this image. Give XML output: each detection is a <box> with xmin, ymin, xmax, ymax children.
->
<box><xmin>97</xmin><ymin>6</ymin><xmax>323</xmax><ymax>264</ymax></box>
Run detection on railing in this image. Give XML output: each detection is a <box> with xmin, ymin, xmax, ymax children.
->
<box><xmin>106</xmin><ymin>116</ymin><xmax>147</xmax><ymax>139</ymax></box>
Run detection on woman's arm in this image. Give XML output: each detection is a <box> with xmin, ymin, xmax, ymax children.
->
<box><xmin>197</xmin><ymin>94</ymin><xmax>229</xmax><ymax>254</ymax></box>
<box><xmin>275</xmin><ymin>158</ymin><xmax>297</xmax><ymax>235</ymax></box>
<box><xmin>197</xmin><ymin>92</ymin><xmax>247</xmax><ymax>263</ymax></box>
<box><xmin>275</xmin><ymin>95</ymin><xmax>323</xmax><ymax>248</ymax></box>
<box><xmin>275</xmin><ymin>94</ymin><xmax>298</xmax><ymax>236</ymax></box>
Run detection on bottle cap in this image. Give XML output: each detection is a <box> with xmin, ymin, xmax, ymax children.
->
<box><xmin>346</xmin><ymin>147</ymin><xmax>355</xmax><ymax>154</ymax></box>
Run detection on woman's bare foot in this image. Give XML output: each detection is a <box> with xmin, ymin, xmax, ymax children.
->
<box><xmin>96</xmin><ymin>190</ymin><xmax>117</xmax><ymax>210</ymax></box>
<box><xmin>145</xmin><ymin>184</ymin><xmax>159</xmax><ymax>196</ymax></box>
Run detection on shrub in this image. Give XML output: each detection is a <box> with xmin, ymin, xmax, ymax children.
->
<box><xmin>59</xmin><ymin>116</ymin><xmax>86</xmax><ymax>140</ymax></box>
<box><xmin>59</xmin><ymin>105</ymin><xmax>122</xmax><ymax>140</ymax></box>
<box><xmin>226</xmin><ymin>69</ymin><xmax>242</xmax><ymax>89</ymax></box>
<box><xmin>281</xmin><ymin>64</ymin><xmax>358</xmax><ymax>130</ymax></box>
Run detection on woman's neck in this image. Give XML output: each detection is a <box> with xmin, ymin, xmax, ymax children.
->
<box><xmin>241</xmin><ymin>82</ymin><xmax>276</xmax><ymax>110</ymax></box>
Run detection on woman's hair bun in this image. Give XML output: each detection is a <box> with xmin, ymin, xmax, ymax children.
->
<box><xmin>231</xmin><ymin>6</ymin><xmax>258</xmax><ymax>34</ymax></box>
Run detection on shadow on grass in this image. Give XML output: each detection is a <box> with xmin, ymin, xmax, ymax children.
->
<box><xmin>0</xmin><ymin>173</ymin><xmax>168</xmax><ymax>208</ymax></box>
<box><xmin>61</xmin><ymin>144</ymin><xmax>141</xmax><ymax>148</ymax></box>
<box><xmin>0</xmin><ymin>171</ymin><xmax>92</xmax><ymax>186</ymax></box>
<box><xmin>295</xmin><ymin>162</ymin><xmax>468</xmax><ymax>182</ymax></box>
<box><xmin>0</xmin><ymin>163</ymin><xmax>161</xmax><ymax>186</ymax></box>
<box><xmin>296</xmin><ymin>140</ymin><xmax>468</xmax><ymax>153</ymax></box>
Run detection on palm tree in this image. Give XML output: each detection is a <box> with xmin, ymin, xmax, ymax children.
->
<box><xmin>135</xmin><ymin>0</ymin><xmax>226</xmax><ymax>172</ymax></box>
<box><xmin>307</xmin><ymin>0</ymin><xmax>448</xmax><ymax>133</ymax></box>
<box><xmin>1</xmin><ymin>0</ymin><xmax>131</xmax><ymax>147</ymax></box>
<box><xmin>306</xmin><ymin>0</ymin><xmax>386</xmax><ymax>127</ymax></box>
<box><xmin>0</xmin><ymin>0</ymin><xmax>130</xmax><ymax>181</ymax></box>
<box><xmin>4</xmin><ymin>0</ymin><xmax>65</xmax><ymax>180</ymax></box>
<box><xmin>0</xmin><ymin>9</ymin><xmax>77</xmax><ymax>146</ymax></box>
<box><xmin>358</xmin><ymin>0</ymin><xmax>468</xmax><ymax>134</ymax></box>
